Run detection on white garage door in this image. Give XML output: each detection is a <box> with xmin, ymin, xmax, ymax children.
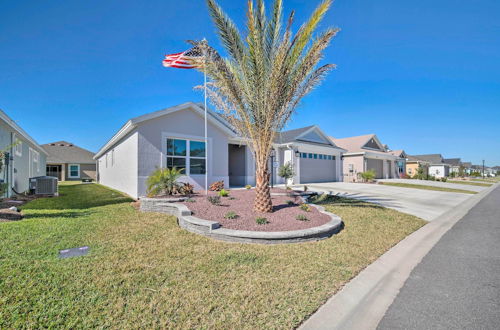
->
<box><xmin>299</xmin><ymin>153</ymin><xmax>336</xmax><ymax>183</ymax></box>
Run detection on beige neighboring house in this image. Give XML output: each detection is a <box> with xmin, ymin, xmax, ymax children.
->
<box><xmin>42</xmin><ymin>141</ymin><xmax>96</xmax><ymax>181</ymax></box>
<box><xmin>406</xmin><ymin>155</ymin><xmax>430</xmax><ymax>177</ymax></box>
<box><xmin>330</xmin><ymin>134</ymin><xmax>400</xmax><ymax>182</ymax></box>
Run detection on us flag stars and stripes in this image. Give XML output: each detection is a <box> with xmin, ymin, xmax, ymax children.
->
<box><xmin>162</xmin><ymin>46</ymin><xmax>204</xmax><ymax>69</ymax></box>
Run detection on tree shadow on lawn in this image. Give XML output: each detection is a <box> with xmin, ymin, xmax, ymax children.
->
<box><xmin>21</xmin><ymin>210</ymin><xmax>92</xmax><ymax>219</ymax></box>
<box><xmin>311</xmin><ymin>194</ymin><xmax>386</xmax><ymax>209</ymax></box>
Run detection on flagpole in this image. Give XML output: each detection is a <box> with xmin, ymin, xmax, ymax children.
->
<box><xmin>204</xmin><ymin>50</ymin><xmax>208</xmax><ymax>195</ymax></box>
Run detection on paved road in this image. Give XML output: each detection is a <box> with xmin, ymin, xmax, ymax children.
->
<box><xmin>377</xmin><ymin>178</ymin><xmax>487</xmax><ymax>192</ymax></box>
<box><xmin>296</xmin><ymin>182</ymin><xmax>471</xmax><ymax>221</ymax></box>
<box><xmin>378</xmin><ymin>185</ymin><xmax>500</xmax><ymax>329</ymax></box>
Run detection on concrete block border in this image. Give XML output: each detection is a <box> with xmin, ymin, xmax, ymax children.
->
<box><xmin>140</xmin><ymin>196</ymin><xmax>343</xmax><ymax>244</ymax></box>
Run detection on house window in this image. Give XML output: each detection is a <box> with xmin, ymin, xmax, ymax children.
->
<box><xmin>14</xmin><ymin>135</ymin><xmax>22</xmax><ymax>156</ymax></box>
<box><xmin>308</xmin><ymin>153</ymin><xmax>313</xmax><ymax>159</ymax></box>
<box><xmin>302</xmin><ymin>153</ymin><xmax>307</xmax><ymax>158</ymax></box>
<box><xmin>166</xmin><ymin>138</ymin><xmax>206</xmax><ymax>175</ymax></box>
<box><xmin>313</xmin><ymin>154</ymin><xmax>317</xmax><ymax>159</ymax></box>
<box><xmin>69</xmin><ymin>164</ymin><xmax>80</xmax><ymax>178</ymax></box>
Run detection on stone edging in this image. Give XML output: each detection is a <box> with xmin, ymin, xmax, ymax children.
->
<box><xmin>140</xmin><ymin>196</ymin><xmax>343</xmax><ymax>244</ymax></box>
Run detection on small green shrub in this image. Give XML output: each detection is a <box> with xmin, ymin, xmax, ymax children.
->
<box><xmin>207</xmin><ymin>196</ymin><xmax>221</xmax><ymax>205</ymax></box>
<box><xmin>256</xmin><ymin>217</ymin><xmax>268</xmax><ymax>225</ymax></box>
<box><xmin>296</xmin><ymin>214</ymin><xmax>308</xmax><ymax>221</ymax></box>
<box><xmin>218</xmin><ymin>189</ymin><xmax>229</xmax><ymax>197</ymax></box>
<box><xmin>278</xmin><ymin>162</ymin><xmax>295</xmax><ymax>188</ymax></box>
<box><xmin>441</xmin><ymin>177</ymin><xmax>447</xmax><ymax>182</ymax></box>
<box><xmin>299</xmin><ymin>204</ymin><xmax>311</xmax><ymax>212</ymax></box>
<box><xmin>186</xmin><ymin>198</ymin><xmax>196</xmax><ymax>203</ymax></box>
<box><xmin>224</xmin><ymin>211</ymin><xmax>238</xmax><ymax>219</ymax></box>
<box><xmin>245</xmin><ymin>184</ymin><xmax>252</xmax><ymax>190</ymax></box>
<box><xmin>286</xmin><ymin>200</ymin><xmax>294</xmax><ymax>206</ymax></box>
<box><xmin>360</xmin><ymin>169</ymin><xmax>376</xmax><ymax>182</ymax></box>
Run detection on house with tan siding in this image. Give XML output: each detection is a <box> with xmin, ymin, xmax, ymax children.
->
<box><xmin>42</xmin><ymin>141</ymin><xmax>96</xmax><ymax>181</ymax></box>
<box><xmin>330</xmin><ymin>134</ymin><xmax>400</xmax><ymax>182</ymax></box>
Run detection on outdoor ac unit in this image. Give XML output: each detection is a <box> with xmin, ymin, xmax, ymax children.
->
<box><xmin>29</xmin><ymin>176</ymin><xmax>58</xmax><ymax>196</ymax></box>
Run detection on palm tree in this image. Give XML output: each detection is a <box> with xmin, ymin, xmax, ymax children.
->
<box><xmin>199</xmin><ymin>0</ymin><xmax>338</xmax><ymax>212</ymax></box>
<box><xmin>146</xmin><ymin>167</ymin><xmax>184</xmax><ymax>196</ymax></box>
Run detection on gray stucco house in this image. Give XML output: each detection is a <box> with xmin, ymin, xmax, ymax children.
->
<box><xmin>42</xmin><ymin>141</ymin><xmax>96</xmax><ymax>181</ymax></box>
<box><xmin>0</xmin><ymin>109</ymin><xmax>47</xmax><ymax>196</ymax></box>
<box><xmin>95</xmin><ymin>102</ymin><xmax>345</xmax><ymax>199</ymax></box>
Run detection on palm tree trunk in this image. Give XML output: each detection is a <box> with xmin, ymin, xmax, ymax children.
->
<box><xmin>254</xmin><ymin>161</ymin><xmax>273</xmax><ymax>213</ymax></box>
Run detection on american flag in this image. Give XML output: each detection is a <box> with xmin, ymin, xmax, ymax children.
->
<box><xmin>162</xmin><ymin>46</ymin><xmax>204</xmax><ymax>69</ymax></box>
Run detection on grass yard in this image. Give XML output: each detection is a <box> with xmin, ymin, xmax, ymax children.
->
<box><xmin>446</xmin><ymin>180</ymin><xmax>493</xmax><ymax>187</ymax></box>
<box><xmin>379</xmin><ymin>182</ymin><xmax>477</xmax><ymax>194</ymax></box>
<box><xmin>0</xmin><ymin>183</ymin><xmax>425</xmax><ymax>329</ymax></box>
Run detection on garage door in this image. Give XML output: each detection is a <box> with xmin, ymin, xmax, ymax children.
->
<box><xmin>299</xmin><ymin>153</ymin><xmax>336</xmax><ymax>183</ymax></box>
<box><xmin>366</xmin><ymin>159</ymin><xmax>384</xmax><ymax>178</ymax></box>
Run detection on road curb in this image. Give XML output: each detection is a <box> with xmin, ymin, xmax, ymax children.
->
<box><xmin>299</xmin><ymin>183</ymin><xmax>499</xmax><ymax>330</ymax></box>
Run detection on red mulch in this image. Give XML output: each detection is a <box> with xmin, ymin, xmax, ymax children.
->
<box><xmin>180</xmin><ymin>188</ymin><xmax>330</xmax><ymax>232</ymax></box>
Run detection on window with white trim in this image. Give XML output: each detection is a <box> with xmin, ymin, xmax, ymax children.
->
<box><xmin>166</xmin><ymin>138</ymin><xmax>206</xmax><ymax>175</ymax></box>
<box><xmin>69</xmin><ymin>164</ymin><xmax>80</xmax><ymax>178</ymax></box>
<box><xmin>14</xmin><ymin>135</ymin><xmax>22</xmax><ymax>156</ymax></box>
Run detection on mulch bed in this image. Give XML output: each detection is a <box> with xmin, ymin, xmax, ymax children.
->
<box><xmin>180</xmin><ymin>188</ymin><xmax>330</xmax><ymax>232</ymax></box>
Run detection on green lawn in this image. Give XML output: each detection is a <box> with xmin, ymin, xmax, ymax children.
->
<box><xmin>0</xmin><ymin>183</ymin><xmax>425</xmax><ymax>329</ymax></box>
<box><xmin>379</xmin><ymin>182</ymin><xmax>477</xmax><ymax>194</ymax></box>
<box><xmin>446</xmin><ymin>180</ymin><xmax>493</xmax><ymax>187</ymax></box>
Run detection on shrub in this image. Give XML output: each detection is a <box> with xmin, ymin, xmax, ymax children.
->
<box><xmin>186</xmin><ymin>198</ymin><xmax>196</xmax><ymax>203</ymax></box>
<box><xmin>441</xmin><ymin>177</ymin><xmax>447</xmax><ymax>182</ymax></box>
<box><xmin>245</xmin><ymin>184</ymin><xmax>252</xmax><ymax>190</ymax></box>
<box><xmin>360</xmin><ymin>169</ymin><xmax>376</xmax><ymax>182</ymax></box>
<box><xmin>299</xmin><ymin>204</ymin><xmax>311</xmax><ymax>212</ymax></box>
<box><xmin>146</xmin><ymin>167</ymin><xmax>184</xmax><ymax>196</ymax></box>
<box><xmin>179</xmin><ymin>182</ymin><xmax>194</xmax><ymax>195</ymax></box>
<box><xmin>209</xmin><ymin>180</ymin><xmax>225</xmax><ymax>191</ymax></box>
<box><xmin>278</xmin><ymin>162</ymin><xmax>295</xmax><ymax>188</ymax></box>
<box><xmin>218</xmin><ymin>189</ymin><xmax>229</xmax><ymax>197</ymax></box>
<box><xmin>296</xmin><ymin>214</ymin><xmax>308</xmax><ymax>221</ymax></box>
<box><xmin>286</xmin><ymin>200</ymin><xmax>294</xmax><ymax>206</ymax></box>
<box><xmin>207</xmin><ymin>196</ymin><xmax>221</xmax><ymax>205</ymax></box>
<box><xmin>224</xmin><ymin>211</ymin><xmax>238</xmax><ymax>219</ymax></box>
<box><xmin>303</xmin><ymin>185</ymin><xmax>308</xmax><ymax>192</ymax></box>
<box><xmin>255</xmin><ymin>217</ymin><xmax>268</xmax><ymax>225</ymax></box>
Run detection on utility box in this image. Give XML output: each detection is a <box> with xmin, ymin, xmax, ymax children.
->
<box><xmin>29</xmin><ymin>176</ymin><xmax>58</xmax><ymax>196</ymax></box>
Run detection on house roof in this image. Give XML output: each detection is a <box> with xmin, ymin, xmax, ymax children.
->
<box><xmin>329</xmin><ymin>134</ymin><xmax>395</xmax><ymax>157</ymax></box>
<box><xmin>94</xmin><ymin>102</ymin><xmax>237</xmax><ymax>159</ymax></box>
<box><xmin>0</xmin><ymin>109</ymin><xmax>47</xmax><ymax>155</ymax></box>
<box><xmin>389</xmin><ymin>149</ymin><xmax>406</xmax><ymax>158</ymax></box>
<box><xmin>411</xmin><ymin>154</ymin><xmax>446</xmax><ymax>165</ymax></box>
<box><xmin>275</xmin><ymin>126</ymin><xmax>315</xmax><ymax>144</ymax></box>
<box><xmin>462</xmin><ymin>162</ymin><xmax>472</xmax><ymax>168</ymax></box>
<box><xmin>42</xmin><ymin>141</ymin><xmax>95</xmax><ymax>164</ymax></box>
<box><xmin>443</xmin><ymin>158</ymin><xmax>461</xmax><ymax>166</ymax></box>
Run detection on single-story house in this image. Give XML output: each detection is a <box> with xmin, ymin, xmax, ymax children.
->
<box><xmin>461</xmin><ymin>161</ymin><xmax>472</xmax><ymax>175</ymax></box>
<box><xmin>405</xmin><ymin>155</ymin><xmax>430</xmax><ymax>177</ymax></box>
<box><xmin>411</xmin><ymin>154</ymin><xmax>450</xmax><ymax>178</ymax></box>
<box><xmin>329</xmin><ymin>134</ymin><xmax>400</xmax><ymax>182</ymax></box>
<box><xmin>443</xmin><ymin>158</ymin><xmax>461</xmax><ymax>174</ymax></box>
<box><xmin>42</xmin><ymin>141</ymin><xmax>96</xmax><ymax>181</ymax></box>
<box><xmin>388</xmin><ymin>149</ymin><xmax>407</xmax><ymax>177</ymax></box>
<box><xmin>94</xmin><ymin>102</ymin><xmax>345</xmax><ymax>199</ymax></box>
<box><xmin>0</xmin><ymin>109</ymin><xmax>47</xmax><ymax>196</ymax></box>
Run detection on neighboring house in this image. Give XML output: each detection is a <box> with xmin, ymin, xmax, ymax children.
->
<box><xmin>491</xmin><ymin>166</ymin><xmax>500</xmax><ymax>176</ymax></box>
<box><xmin>388</xmin><ymin>149</ymin><xmax>407</xmax><ymax>177</ymax></box>
<box><xmin>411</xmin><ymin>154</ymin><xmax>450</xmax><ymax>178</ymax></box>
<box><xmin>405</xmin><ymin>155</ymin><xmax>430</xmax><ymax>177</ymax></box>
<box><xmin>0</xmin><ymin>109</ymin><xmax>47</xmax><ymax>196</ymax></box>
<box><xmin>443</xmin><ymin>158</ymin><xmax>461</xmax><ymax>174</ymax></box>
<box><xmin>41</xmin><ymin>141</ymin><xmax>96</xmax><ymax>181</ymax></box>
<box><xmin>330</xmin><ymin>134</ymin><xmax>400</xmax><ymax>182</ymax></box>
<box><xmin>94</xmin><ymin>102</ymin><xmax>345</xmax><ymax>199</ymax></box>
<box><xmin>461</xmin><ymin>161</ymin><xmax>472</xmax><ymax>175</ymax></box>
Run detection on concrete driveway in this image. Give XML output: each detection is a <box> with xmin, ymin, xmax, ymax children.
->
<box><xmin>295</xmin><ymin>182</ymin><xmax>474</xmax><ymax>221</ymax></box>
<box><xmin>377</xmin><ymin>178</ymin><xmax>487</xmax><ymax>192</ymax></box>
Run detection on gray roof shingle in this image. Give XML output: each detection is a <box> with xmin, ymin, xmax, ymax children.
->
<box><xmin>42</xmin><ymin>141</ymin><xmax>95</xmax><ymax>164</ymax></box>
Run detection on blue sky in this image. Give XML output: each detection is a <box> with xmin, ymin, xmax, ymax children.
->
<box><xmin>1</xmin><ymin>0</ymin><xmax>499</xmax><ymax>165</ymax></box>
